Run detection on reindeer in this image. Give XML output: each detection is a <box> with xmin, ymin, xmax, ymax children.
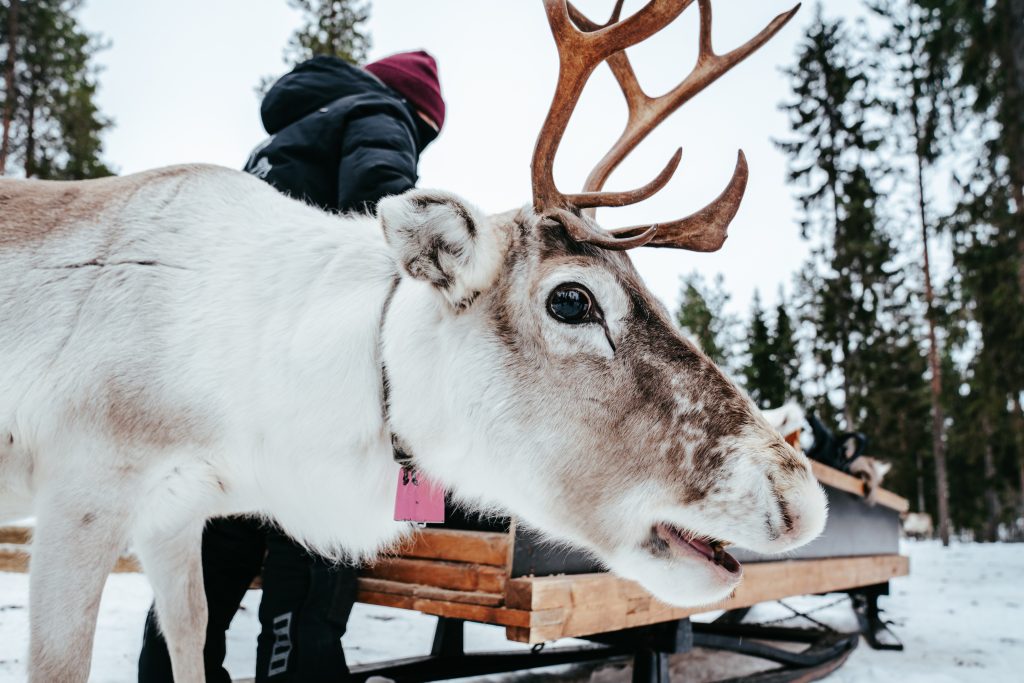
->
<box><xmin>0</xmin><ymin>2</ymin><xmax>824</xmax><ymax>681</ymax></box>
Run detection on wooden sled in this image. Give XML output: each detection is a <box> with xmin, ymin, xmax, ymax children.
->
<box><xmin>348</xmin><ymin>461</ymin><xmax>908</xmax><ymax>681</ymax></box>
<box><xmin>0</xmin><ymin>462</ymin><xmax>909</xmax><ymax>682</ymax></box>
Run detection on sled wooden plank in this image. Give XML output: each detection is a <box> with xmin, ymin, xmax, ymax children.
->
<box><xmin>354</xmin><ymin>589</ymin><xmax>559</xmax><ymax>629</ymax></box>
<box><xmin>0</xmin><ymin>547</ymin><xmax>141</xmax><ymax>574</ymax></box>
<box><xmin>0</xmin><ymin>547</ymin><xmax>29</xmax><ymax>572</ymax></box>
<box><xmin>362</xmin><ymin>557</ymin><xmax>507</xmax><ymax>594</ymax></box>
<box><xmin>810</xmin><ymin>461</ymin><xmax>909</xmax><ymax>513</ymax></box>
<box><xmin>873</xmin><ymin>488</ymin><xmax>910</xmax><ymax>513</ymax></box>
<box><xmin>397</xmin><ymin>529</ymin><xmax>511</xmax><ymax>566</ymax></box>
<box><xmin>505</xmin><ymin>554</ymin><xmax>909</xmax><ymax>643</ymax></box>
<box><xmin>357</xmin><ymin>577</ymin><xmax>505</xmax><ymax>607</ymax></box>
<box><xmin>0</xmin><ymin>527</ymin><xmax>31</xmax><ymax>545</ymax></box>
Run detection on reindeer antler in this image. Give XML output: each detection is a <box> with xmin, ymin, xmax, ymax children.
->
<box><xmin>531</xmin><ymin>0</ymin><xmax>800</xmax><ymax>251</ymax></box>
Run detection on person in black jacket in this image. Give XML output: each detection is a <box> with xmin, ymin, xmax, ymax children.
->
<box><xmin>138</xmin><ymin>51</ymin><xmax>445</xmax><ymax>683</ymax></box>
<box><xmin>244</xmin><ymin>51</ymin><xmax>444</xmax><ymax>213</ymax></box>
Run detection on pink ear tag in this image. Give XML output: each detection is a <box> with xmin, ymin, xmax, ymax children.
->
<box><xmin>394</xmin><ymin>468</ymin><xmax>445</xmax><ymax>524</ymax></box>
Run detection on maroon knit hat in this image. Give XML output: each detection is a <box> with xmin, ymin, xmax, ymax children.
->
<box><xmin>365</xmin><ymin>50</ymin><xmax>445</xmax><ymax>131</ymax></box>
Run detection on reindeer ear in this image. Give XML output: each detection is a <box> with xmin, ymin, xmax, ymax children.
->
<box><xmin>378</xmin><ymin>190</ymin><xmax>504</xmax><ymax>310</ymax></box>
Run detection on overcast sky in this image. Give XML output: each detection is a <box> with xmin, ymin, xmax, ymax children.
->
<box><xmin>76</xmin><ymin>0</ymin><xmax>867</xmax><ymax>317</ymax></box>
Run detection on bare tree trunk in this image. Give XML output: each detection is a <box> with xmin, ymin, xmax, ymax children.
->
<box><xmin>980</xmin><ymin>415</ymin><xmax>1001</xmax><ymax>542</ymax></box>
<box><xmin>1005</xmin><ymin>0</ymin><xmax>1024</xmax><ymax>295</ymax></box>
<box><xmin>23</xmin><ymin>70</ymin><xmax>35</xmax><ymax>178</ymax></box>
<box><xmin>830</xmin><ymin>184</ymin><xmax>857</xmax><ymax>432</ymax></box>
<box><xmin>916</xmin><ymin>135</ymin><xmax>951</xmax><ymax>546</ymax></box>
<box><xmin>841</xmin><ymin>356</ymin><xmax>855</xmax><ymax>430</ymax></box>
<box><xmin>916</xmin><ymin>447</ymin><xmax>926</xmax><ymax>513</ymax></box>
<box><xmin>1005</xmin><ymin>0</ymin><xmax>1024</xmax><ymax>535</ymax></box>
<box><xmin>0</xmin><ymin>0</ymin><xmax>19</xmax><ymax>174</ymax></box>
<box><xmin>1013</xmin><ymin>397</ymin><xmax>1024</xmax><ymax>519</ymax></box>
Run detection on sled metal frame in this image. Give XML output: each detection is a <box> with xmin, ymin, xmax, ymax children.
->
<box><xmin>850</xmin><ymin>582</ymin><xmax>904</xmax><ymax>651</ymax></box>
<box><xmin>349</xmin><ymin>613</ymin><xmax>861</xmax><ymax>683</ymax></box>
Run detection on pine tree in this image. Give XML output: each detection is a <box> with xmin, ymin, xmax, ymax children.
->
<box><xmin>777</xmin><ymin>9</ymin><xmax>897</xmax><ymax>433</ymax></box>
<box><xmin>857</xmin><ymin>288</ymin><xmax>931</xmax><ymax>519</ymax></box>
<box><xmin>0</xmin><ymin>0</ymin><xmax>17</xmax><ymax>172</ymax></box>
<box><xmin>259</xmin><ymin>0</ymin><xmax>371</xmax><ymax>94</ymax></box>
<box><xmin>0</xmin><ymin>0</ymin><xmax>112</xmax><ymax>179</ymax></box>
<box><xmin>773</xmin><ymin>293</ymin><xmax>802</xmax><ymax>404</ymax></box>
<box><xmin>286</xmin><ymin>0</ymin><xmax>370</xmax><ymax>65</ymax></box>
<box><xmin>912</xmin><ymin>0</ymin><xmax>1023</xmax><ymax>287</ymax></box>
<box><xmin>743</xmin><ymin>292</ymin><xmax>773</xmax><ymax>407</ymax></box>
<box><xmin>913</xmin><ymin>0</ymin><xmax>1024</xmax><ymax>527</ymax></box>
<box><xmin>871</xmin><ymin>0</ymin><xmax>953</xmax><ymax>545</ymax></box>
<box><xmin>743</xmin><ymin>291</ymin><xmax>787</xmax><ymax>408</ymax></box>
<box><xmin>675</xmin><ymin>272</ymin><xmax>734</xmax><ymax>371</ymax></box>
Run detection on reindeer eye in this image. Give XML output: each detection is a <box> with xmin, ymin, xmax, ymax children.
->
<box><xmin>547</xmin><ymin>284</ymin><xmax>593</xmax><ymax>324</ymax></box>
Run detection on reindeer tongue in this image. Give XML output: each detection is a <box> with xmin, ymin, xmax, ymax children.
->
<box><xmin>656</xmin><ymin>523</ymin><xmax>741</xmax><ymax>574</ymax></box>
<box><xmin>687</xmin><ymin>537</ymin><xmax>716</xmax><ymax>560</ymax></box>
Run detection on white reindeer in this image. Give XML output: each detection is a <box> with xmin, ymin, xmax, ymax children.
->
<box><xmin>0</xmin><ymin>2</ymin><xmax>822</xmax><ymax>681</ymax></box>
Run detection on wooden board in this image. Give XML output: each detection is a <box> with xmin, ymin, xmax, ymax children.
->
<box><xmin>504</xmin><ymin>554</ymin><xmax>909</xmax><ymax>643</ymax></box>
<box><xmin>0</xmin><ymin>547</ymin><xmax>141</xmax><ymax>574</ymax></box>
<box><xmin>0</xmin><ymin>527</ymin><xmax>31</xmax><ymax>545</ymax></box>
<box><xmin>357</xmin><ymin>577</ymin><xmax>505</xmax><ymax>607</ymax></box>
<box><xmin>362</xmin><ymin>557</ymin><xmax>507</xmax><ymax>595</ymax></box>
<box><xmin>810</xmin><ymin>461</ymin><xmax>909</xmax><ymax>513</ymax></box>
<box><xmin>355</xmin><ymin>590</ymin><xmax>554</xmax><ymax>629</ymax></box>
<box><xmin>395</xmin><ymin>528</ymin><xmax>511</xmax><ymax>566</ymax></box>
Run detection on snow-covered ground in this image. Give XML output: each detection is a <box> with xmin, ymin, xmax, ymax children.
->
<box><xmin>0</xmin><ymin>540</ymin><xmax>1021</xmax><ymax>682</ymax></box>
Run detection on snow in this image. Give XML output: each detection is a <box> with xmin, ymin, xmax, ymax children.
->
<box><xmin>0</xmin><ymin>540</ymin><xmax>1021</xmax><ymax>682</ymax></box>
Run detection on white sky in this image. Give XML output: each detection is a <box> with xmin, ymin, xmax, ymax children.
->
<box><xmin>76</xmin><ymin>0</ymin><xmax>867</xmax><ymax>316</ymax></box>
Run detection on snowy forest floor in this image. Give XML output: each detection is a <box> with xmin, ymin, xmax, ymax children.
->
<box><xmin>0</xmin><ymin>540</ymin><xmax>1021</xmax><ymax>682</ymax></box>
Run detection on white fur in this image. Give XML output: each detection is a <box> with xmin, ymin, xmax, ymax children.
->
<box><xmin>762</xmin><ymin>402</ymin><xmax>806</xmax><ymax>439</ymax></box>
<box><xmin>0</xmin><ymin>166</ymin><xmax>827</xmax><ymax>680</ymax></box>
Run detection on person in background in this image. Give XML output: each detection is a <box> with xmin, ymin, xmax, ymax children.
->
<box><xmin>138</xmin><ymin>49</ymin><xmax>444</xmax><ymax>683</ymax></box>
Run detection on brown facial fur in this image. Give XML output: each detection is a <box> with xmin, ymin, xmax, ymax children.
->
<box><xmin>476</xmin><ymin>212</ymin><xmax>802</xmax><ymax>551</ymax></box>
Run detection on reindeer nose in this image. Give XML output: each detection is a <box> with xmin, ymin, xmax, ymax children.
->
<box><xmin>769</xmin><ymin>471</ymin><xmax>828</xmax><ymax>551</ymax></box>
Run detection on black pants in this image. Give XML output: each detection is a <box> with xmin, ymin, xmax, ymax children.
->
<box><xmin>138</xmin><ymin>517</ymin><xmax>357</xmax><ymax>682</ymax></box>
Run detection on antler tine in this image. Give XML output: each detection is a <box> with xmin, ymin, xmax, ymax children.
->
<box><xmin>577</xmin><ymin>1</ymin><xmax>800</xmax><ymax>197</ymax></box>
<box><xmin>532</xmin><ymin>0</ymin><xmax>690</xmax><ymax>214</ymax></box>
<box><xmin>570</xmin><ymin>1</ymin><xmax>799</xmax><ymax>251</ymax></box>
<box><xmin>565</xmin><ymin>147</ymin><xmax>681</xmax><ymax>209</ymax></box>
<box><xmin>546</xmin><ymin>208</ymin><xmax>657</xmax><ymax>251</ymax></box>
<box><xmin>611</xmin><ymin>151</ymin><xmax>748</xmax><ymax>251</ymax></box>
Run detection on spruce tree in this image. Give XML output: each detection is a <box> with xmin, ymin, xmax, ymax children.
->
<box><xmin>259</xmin><ymin>0</ymin><xmax>371</xmax><ymax>94</ymax></box>
<box><xmin>0</xmin><ymin>0</ymin><xmax>112</xmax><ymax>179</ymax></box>
<box><xmin>773</xmin><ymin>293</ymin><xmax>802</xmax><ymax>404</ymax></box>
<box><xmin>777</xmin><ymin>8</ymin><xmax>949</xmax><ymax>536</ymax></box>
<box><xmin>913</xmin><ymin>0</ymin><xmax>1024</xmax><ymax>525</ymax></box>
<box><xmin>675</xmin><ymin>272</ymin><xmax>735</xmax><ymax>371</ymax></box>
<box><xmin>777</xmin><ymin>9</ymin><xmax>897</xmax><ymax>433</ymax></box>
<box><xmin>286</xmin><ymin>0</ymin><xmax>370</xmax><ymax>65</ymax></box>
<box><xmin>871</xmin><ymin>0</ymin><xmax>953</xmax><ymax>544</ymax></box>
<box><xmin>912</xmin><ymin>0</ymin><xmax>1023</xmax><ymax>285</ymax></box>
<box><xmin>743</xmin><ymin>291</ymin><xmax>787</xmax><ymax>408</ymax></box>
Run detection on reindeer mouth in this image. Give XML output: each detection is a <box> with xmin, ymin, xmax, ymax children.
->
<box><xmin>653</xmin><ymin>523</ymin><xmax>742</xmax><ymax>576</ymax></box>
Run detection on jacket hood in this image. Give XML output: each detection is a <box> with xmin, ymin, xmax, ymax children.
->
<box><xmin>260</xmin><ymin>56</ymin><xmax>393</xmax><ymax>135</ymax></box>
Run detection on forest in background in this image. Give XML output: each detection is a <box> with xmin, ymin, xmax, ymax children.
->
<box><xmin>3</xmin><ymin>0</ymin><xmax>1023</xmax><ymax>544</ymax></box>
<box><xmin>679</xmin><ymin>0</ymin><xmax>1024</xmax><ymax>544</ymax></box>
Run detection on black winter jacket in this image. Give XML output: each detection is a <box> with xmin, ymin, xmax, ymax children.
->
<box><xmin>243</xmin><ymin>56</ymin><xmax>436</xmax><ymax>214</ymax></box>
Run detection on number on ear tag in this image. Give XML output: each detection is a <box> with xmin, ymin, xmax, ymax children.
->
<box><xmin>393</xmin><ymin>468</ymin><xmax>445</xmax><ymax>524</ymax></box>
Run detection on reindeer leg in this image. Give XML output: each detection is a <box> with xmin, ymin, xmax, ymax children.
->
<box><xmin>135</xmin><ymin>518</ymin><xmax>208</xmax><ymax>683</ymax></box>
<box><xmin>28</xmin><ymin>487</ymin><xmax>132</xmax><ymax>683</ymax></box>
